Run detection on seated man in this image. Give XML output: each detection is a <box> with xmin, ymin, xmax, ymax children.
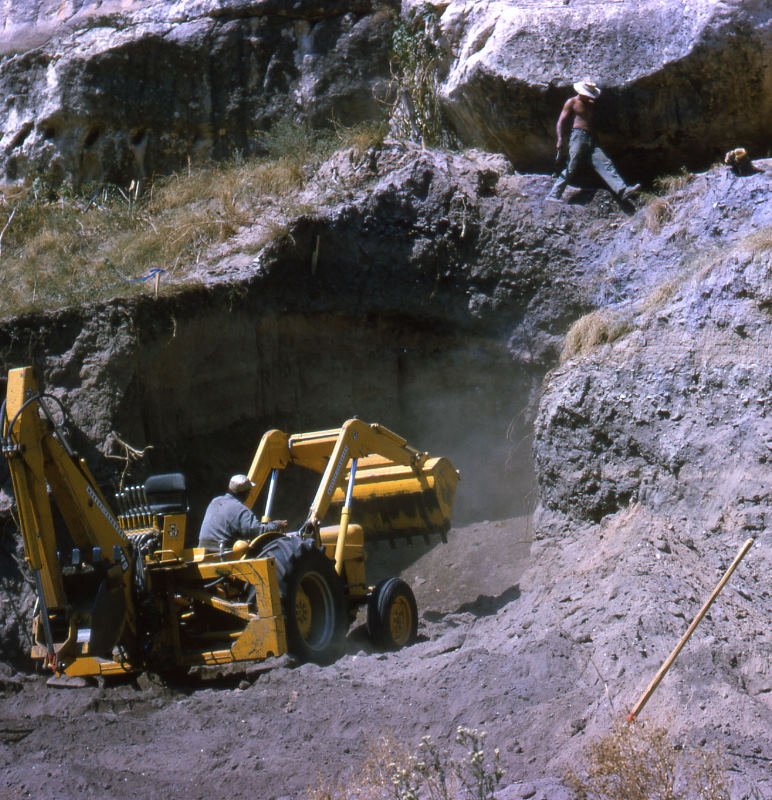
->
<box><xmin>198</xmin><ymin>474</ymin><xmax>285</xmax><ymax>552</ymax></box>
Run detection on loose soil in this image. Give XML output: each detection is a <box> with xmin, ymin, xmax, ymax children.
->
<box><xmin>0</xmin><ymin>517</ymin><xmax>537</xmax><ymax>799</ymax></box>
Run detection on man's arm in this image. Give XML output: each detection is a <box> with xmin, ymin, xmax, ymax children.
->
<box><xmin>555</xmin><ymin>98</ymin><xmax>574</xmax><ymax>151</ymax></box>
<box><xmin>236</xmin><ymin>505</ymin><xmax>286</xmax><ymax>538</ymax></box>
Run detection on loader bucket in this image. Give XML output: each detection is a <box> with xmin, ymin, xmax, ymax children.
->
<box><xmin>326</xmin><ymin>455</ymin><xmax>458</xmax><ymax>543</ymax></box>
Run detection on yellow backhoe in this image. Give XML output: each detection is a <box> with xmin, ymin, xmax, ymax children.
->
<box><xmin>1</xmin><ymin>366</ymin><xmax>458</xmax><ymax>679</ymax></box>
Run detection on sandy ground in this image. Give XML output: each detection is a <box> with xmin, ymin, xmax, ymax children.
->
<box><xmin>1</xmin><ymin>512</ymin><xmax>769</xmax><ymax>800</ymax></box>
<box><xmin>0</xmin><ymin>517</ymin><xmax>537</xmax><ymax>799</ymax></box>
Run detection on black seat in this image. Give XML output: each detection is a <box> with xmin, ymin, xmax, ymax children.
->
<box><xmin>143</xmin><ymin>472</ymin><xmax>189</xmax><ymax>516</ymax></box>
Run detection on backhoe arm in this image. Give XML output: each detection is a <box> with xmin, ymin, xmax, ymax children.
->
<box><xmin>3</xmin><ymin>369</ymin><xmax>67</xmax><ymax>609</ymax></box>
<box><xmin>2</xmin><ymin>367</ymin><xmax>136</xmax><ymax>666</ymax></box>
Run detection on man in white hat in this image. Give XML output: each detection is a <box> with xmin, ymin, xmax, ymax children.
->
<box><xmin>548</xmin><ymin>79</ymin><xmax>640</xmax><ymax>202</ymax></box>
<box><xmin>198</xmin><ymin>473</ymin><xmax>286</xmax><ymax>552</ymax></box>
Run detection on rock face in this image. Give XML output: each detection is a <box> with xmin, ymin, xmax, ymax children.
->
<box><xmin>0</xmin><ymin>0</ymin><xmax>396</xmax><ymax>186</ymax></box>
<box><xmin>524</xmin><ymin>162</ymin><xmax>772</xmax><ymax>798</ymax></box>
<box><xmin>4</xmin><ymin>0</ymin><xmax>771</xmax><ymax>188</ymax></box>
<box><xmin>434</xmin><ymin>0</ymin><xmax>772</xmax><ymax>178</ymax></box>
<box><xmin>534</xmin><ymin>162</ymin><xmax>772</xmax><ymax>530</ymax></box>
<box><xmin>0</xmin><ymin>143</ymin><xmax>612</xmax><ymax>531</ymax></box>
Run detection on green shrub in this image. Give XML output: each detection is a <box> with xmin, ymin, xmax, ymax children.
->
<box><xmin>390</xmin><ymin>4</ymin><xmax>449</xmax><ymax>147</ymax></box>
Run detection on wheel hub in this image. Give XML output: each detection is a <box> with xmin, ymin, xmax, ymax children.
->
<box><xmin>389</xmin><ymin>595</ymin><xmax>413</xmax><ymax>647</ymax></box>
<box><xmin>295</xmin><ymin>588</ymin><xmax>312</xmax><ymax>640</ymax></box>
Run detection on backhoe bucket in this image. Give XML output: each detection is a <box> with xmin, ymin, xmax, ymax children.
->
<box><xmin>327</xmin><ymin>455</ymin><xmax>458</xmax><ymax>543</ymax></box>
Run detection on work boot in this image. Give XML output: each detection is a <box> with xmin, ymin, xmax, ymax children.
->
<box><xmin>620</xmin><ymin>183</ymin><xmax>641</xmax><ymax>200</ymax></box>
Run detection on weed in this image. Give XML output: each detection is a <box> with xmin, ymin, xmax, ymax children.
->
<box><xmin>452</xmin><ymin>727</ymin><xmax>504</xmax><ymax>800</ymax></box>
<box><xmin>564</xmin><ymin>720</ymin><xmax>732</xmax><ymax>800</ymax></box>
<box><xmin>389</xmin><ymin>4</ymin><xmax>450</xmax><ymax>147</ymax></box>
<box><xmin>306</xmin><ymin>726</ymin><xmax>503</xmax><ymax>800</ymax></box>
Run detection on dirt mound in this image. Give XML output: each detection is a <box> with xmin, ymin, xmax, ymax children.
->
<box><xmin>1</xmin><ymin>515</ymin><xmax>764</xmax><ymax>800</ymax></box>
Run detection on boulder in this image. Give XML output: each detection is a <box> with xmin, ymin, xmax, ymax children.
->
<box><xmin>434</xmin><ymin>0</ymin><xmax>772</xmax><ymax>179</ymax></box>
<box><xmin>0</xmin><ymin>0</ymin><xmax>396</xmax><ymax>187</ymax></box>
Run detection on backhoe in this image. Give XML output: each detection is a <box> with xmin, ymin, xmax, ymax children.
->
<box><xmin>1</xmin><ymin>366</ymin><xmax>458</xmax><ymax>679</ymax></box>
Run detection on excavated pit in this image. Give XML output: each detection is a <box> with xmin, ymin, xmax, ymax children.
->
<box><xmin>0</xmin><ymin>290</ymin><xmax>542</xmax><ymax>587</ymax></box>
<box><xmin>133</xmin><ymin>308</ymin><xmax>538</xmax><ymax>533</ymax></box>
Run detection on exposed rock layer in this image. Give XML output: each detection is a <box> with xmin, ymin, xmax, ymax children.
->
<box><xmin>0</xmin><ymin>142</ymin><xmax>633</xmax><ymax>532</ymax></box>
<box><xmin>0</xmin><ymin>146</ymin><xmax>770</xmax><ymax>798</ymax></box>
<box><xmin>0</xmin><ymin>0</ymin><xmax>396</xmax><ymax>185</ymax></box>
<box><xmin>535</xmin><ymin>164</ymin><xmax>772</xmax><ymax>529</ymax></box>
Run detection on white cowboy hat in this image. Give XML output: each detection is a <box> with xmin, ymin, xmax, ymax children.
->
<box><xmin>573</xmin><ymin>79</ymin><xmax>601</xmax><ymax>99</ymax></box>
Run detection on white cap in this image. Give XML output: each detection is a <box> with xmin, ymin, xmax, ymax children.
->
<box><xmin>228</xmin><ymin>474</ymin><xmax>254</xmax><ymax>494</ymax></box>
<box><xmin>573</xmin><ymin>79</ymin><xmax>601</xmax><ymax>99</ymax></box>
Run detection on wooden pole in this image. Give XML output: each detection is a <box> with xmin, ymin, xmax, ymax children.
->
<box><xmin>626</xmin><ymin>537</ymin><xmax>754</xmax><ymax>723</ymax></box>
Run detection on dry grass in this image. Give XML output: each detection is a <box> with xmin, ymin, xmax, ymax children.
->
<box><xmin>640</xmin><ymin>279</ymin><xmax>680</xmax><ymax>314</ymax></box>
<box><xmin>560</xmin><ymin>310</ymin><xmax>632</xmax><ymax>363</ymax></box>
<box><xmin>741</xmin><ymin>225</ymin><xmax>772</xmax><ymax>253</ymax></box>
<box><xmin>644</xmin><ymin>196</ymin><xmax>674</xmax><ymax>233</ymax></box>
<box><xmin>652</xmin><ymin>169</ymin><xmax>694</xmax><ymax>196</ymax></box>
<box><xmin>564</xmin><ymin>720</ymin><xmax>732</xmax><ymax>800</ymax></box>
<box><xmin>306</xmin><ymin>733</ymin><xmax>408</xmax><ymax>800</ymax></box>
<box><xmin>638</xmin><ymin>168</ymin><xmax>694</xmax><ymax>234</ymax></box>
<box><xmin>0</xmin><ymin>119</ymin><xmax>387</xmax><ymax>317</ymax></box>
<box><xmin>333</xmin><ymin>119</ymin><xmax>390</xmax><ymax>159</ymax></box>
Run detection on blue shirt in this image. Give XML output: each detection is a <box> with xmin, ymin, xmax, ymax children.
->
<box><xmin>198</xmin><ymin>493</ymin><xmax>271</xmax><ymax>551</ymax></box>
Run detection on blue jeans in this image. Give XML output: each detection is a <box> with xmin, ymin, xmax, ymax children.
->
<box><xmin>549</xmin><ymin>129</ymin><xmax>627</xmax><ymax>197</ymax></box>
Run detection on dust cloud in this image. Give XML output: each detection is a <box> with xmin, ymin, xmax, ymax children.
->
<box><xmin>132</xmin><ymin>310</ymin><xmax>542</xmax><ymax>555</ymax></box>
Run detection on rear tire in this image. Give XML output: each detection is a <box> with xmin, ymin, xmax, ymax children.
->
<box><xmin>367</xmin><ymin>577</ymin><xmax>418</xmax><ymax>651</ymax></box>
<box><xmin>259</xmin><ymin>537</ymin><xmax>347</xmax><ymax>665</ymax></box>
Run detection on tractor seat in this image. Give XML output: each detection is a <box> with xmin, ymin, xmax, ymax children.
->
<box><xmin>143</xmin><ymin>472</ymin><xmax>189</xmax><ymax>516</ymax></box>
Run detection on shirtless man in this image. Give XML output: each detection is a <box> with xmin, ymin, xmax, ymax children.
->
<box><xmin>548</xmin><ymin>79</ymin><xmax>640</xmax><ymax>202</ymax></box>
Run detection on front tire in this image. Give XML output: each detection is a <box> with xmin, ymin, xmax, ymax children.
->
<box><xmin>367</xmin><ymin>577</ymin><xmax>418</xmax><ymax>651</ymax></box>
<box><xmin>259</xmin><ymin>537</ymin><xmax>347</xmax><ymax>665</ymax></box>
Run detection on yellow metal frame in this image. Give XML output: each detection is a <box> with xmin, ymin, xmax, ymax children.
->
<box><xmin>3</xmin><ymin>367</ymin><xmax>286</xmax><ymax>678</ymax></box>
<box><xmin>4</xmin><ymin>368</ymin><xmax>458</xmax><ymax>678</ymax></box>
